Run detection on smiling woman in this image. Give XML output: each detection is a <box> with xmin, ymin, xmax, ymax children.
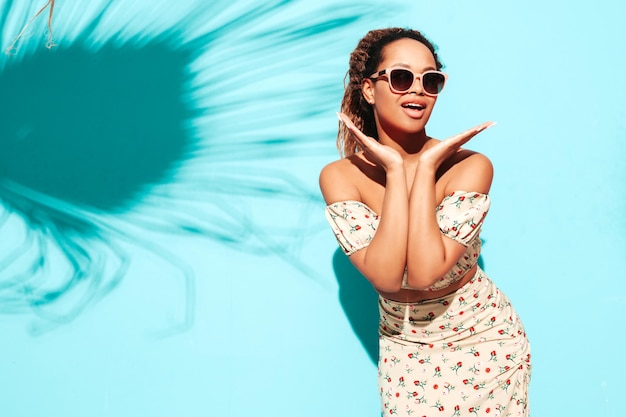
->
<box><xmin>320</xmin><ymin>28</ymin><xmax>531</xmax><ymax>416</ymax></box>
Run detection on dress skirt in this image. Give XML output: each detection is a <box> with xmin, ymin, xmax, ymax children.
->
<box><xmin>378</xmin><ymin>267</ymin><xmax>531</xmax><ymax>417</ymax></box>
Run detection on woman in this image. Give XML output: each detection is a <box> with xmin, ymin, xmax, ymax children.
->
<box><xmin>320</xmin><ymin>28</ymin><xmax>531</xmax><ymax>416</ymax></box>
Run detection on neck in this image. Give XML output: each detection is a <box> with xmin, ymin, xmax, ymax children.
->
<box><xmin>378</xmin><ymin>129</ymin><xmax>433</xmax><ymax>157</ymax></box>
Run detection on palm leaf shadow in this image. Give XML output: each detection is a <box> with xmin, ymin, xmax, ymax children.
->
<box><xmin>0</xmin><ymin>37</ymin><xmax>201</xmax><ymax>329</ymax></box>
<box><xmin>0</xmin><ymin>40</ymin><xmax>196</xmax><ymax>213</ymax></box>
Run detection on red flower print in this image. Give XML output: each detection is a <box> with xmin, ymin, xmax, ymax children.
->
<box><xmin>433</xmin><ymin>384</ymin><xmax>439</xmax><ymax>389</ymax></box>
<box><xmin>355</xmin><ymin>225</ymin><xmax>361</xmax><ymax>230</ymax></box>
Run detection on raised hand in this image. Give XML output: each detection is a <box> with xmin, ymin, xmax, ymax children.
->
<box><xmin>418</xmin><ymin>121</ymin><xmax>496</xmax><ymax>171</ymax></box>
<box><xmin>337</xmin><ymin>112</ymin><xmax>404</xmax><ymax>171</ymax></box>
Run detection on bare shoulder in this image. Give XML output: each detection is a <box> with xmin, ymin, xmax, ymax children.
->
<box><xmin>319</xmin><ymin>157</ymin><xmax>361</xmax><ymax>205</ymax></box>
<box><xmin>444</xmin><ymin>151</ymin><xmax>494</xmax><ymax>194</ymax></box>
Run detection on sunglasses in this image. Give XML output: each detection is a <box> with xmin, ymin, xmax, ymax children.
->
<box><xmin>369</xmin><ymin>68</ymin><xmax>448</xmax><ymax>95</ymax></box>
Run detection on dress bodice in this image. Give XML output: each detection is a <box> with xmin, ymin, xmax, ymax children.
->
<box><xmin>324</xmin><ymin>191</ymin><xmax>490</xmax><ymax>291</ymax></box>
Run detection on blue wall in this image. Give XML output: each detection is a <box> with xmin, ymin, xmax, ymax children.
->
<box><xmin>1</xmin><ymin>1</ymin><xmax>624</xmax><ymax>416</ymax></box>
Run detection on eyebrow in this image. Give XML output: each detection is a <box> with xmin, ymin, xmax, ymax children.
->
<box><xmin>390</xmin><ymin>63</ymin><xmax>437</xmax><ymax>72</ymax></box>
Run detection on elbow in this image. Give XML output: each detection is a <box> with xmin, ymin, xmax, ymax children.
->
<box><xmin>371</xmin><ymin>279</ymin><xmax>403</xmax><ymax>293</ymax></box>
<box><xmin>366</xmin><ymin>270</ymin><xmax>404</xmax><ymax>293</ymax></box>
<box><xmin>405</xmin><ymin>269</ymin><xmax>441</xmax><ymax>291</ymax></box>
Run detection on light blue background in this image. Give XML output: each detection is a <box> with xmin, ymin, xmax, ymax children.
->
<box><xmin>1</xmin><ymin>1</ymin><xmax>624</xmax><ymax>416</ymax></box>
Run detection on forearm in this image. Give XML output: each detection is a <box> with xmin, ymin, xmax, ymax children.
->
<box><xmin>356</xmin><ymin>166</ymin><xmax>409</xmax><ymax>292</ymax></box>
<box><xmin>405</xmin><ymin>164</ymin><xmax>453</xmax><ymax>288</ymax></box>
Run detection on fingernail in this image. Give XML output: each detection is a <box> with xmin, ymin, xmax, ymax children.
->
<box><xmin>476</xmin><ymin>122</ymin><xmax>496</xmax><ymax>133</ymax></box>
<box><xmin>336</xmin><ymin>112</ymin><xmax>344</xmax><ymax>123</ymax></box>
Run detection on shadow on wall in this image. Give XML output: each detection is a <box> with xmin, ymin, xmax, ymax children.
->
<box><xmin>0</xmin><ymin>42</ymin><xmax>196</xmax><ymax>211</ymax></box>
<box><xmin>333</xmin><ymin>248</ymin><xmax>379</xmax><ymax>364</ymax></box>
<box><xmin>0</xmin><ymin>38</ymin><xmax>200</xmax><ymax>331</ymax></box>
<box><xmin>0</xmin><ymin>0</ymin><xmax>387</xmax><ymax>335</ymax></box>
<box><xmin>333</xmin><ymin>244</ymin><xmax>487</xmax><ymax>364</ymax></box>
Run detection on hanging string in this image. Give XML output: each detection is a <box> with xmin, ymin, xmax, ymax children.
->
<box><xmin>5</xmin><ymin>0</ymin><xmax>57</xmax><ymax>55</ymax></box>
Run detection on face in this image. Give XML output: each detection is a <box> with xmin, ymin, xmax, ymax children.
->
<box><xmin>362</xmin><ymin>38</ymin><xmax>440</xmax><ymax>140</ymax></box>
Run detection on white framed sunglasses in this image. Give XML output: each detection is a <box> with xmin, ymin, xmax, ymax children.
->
<box><xmin>369</xmin><ymin>67</ymin><xmax>448</xmax><ymax>95</ymax></box>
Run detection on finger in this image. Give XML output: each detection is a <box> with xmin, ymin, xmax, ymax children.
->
<box><xmin>337</xmin><ymin>112</ymin><xmax>377</xmax><ymax>149</ymax></box>
<box><xmin>474</xmin><ymin>121</ymin><xmax>497</xmax><ymax>133</ymax></box>
<box><xmin>444</xmin><ymin>121</ymin><xmax>496</xmax><ymax>144</ymax></box>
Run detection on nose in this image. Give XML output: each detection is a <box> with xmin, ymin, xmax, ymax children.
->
<box><xmin>408</xmin><ymin>76</ymin><xmax>424</xmax><ymax>95</ymax></box>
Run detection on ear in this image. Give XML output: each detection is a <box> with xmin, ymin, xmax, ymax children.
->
<box><xmin>362</xmin><ymin>78</ymin><xmax>375</xmax><ymax>105</ymax></box>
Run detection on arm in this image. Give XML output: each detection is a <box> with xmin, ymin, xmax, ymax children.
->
<box><xmin>405</xmin><ymin>125</ymin><xmax>495</xmax><ymax>289</ymax></box>
<box><xmin>319</xmin><ymin>114</ymin><xmax>409</xmax><ymax>293</ymax></box>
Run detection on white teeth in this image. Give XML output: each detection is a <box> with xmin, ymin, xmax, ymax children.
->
<box><xmin>404</xmin><ymin>103</ymin><xmax>424</xmax><ymax>110</ymax></box>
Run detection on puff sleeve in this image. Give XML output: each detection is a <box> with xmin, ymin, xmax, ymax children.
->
<box><xmin>324</xmin><ymin>201</ymin><xmax>379</xmax><ymax>255</ymax></box>
<box><xmin>436</xmin><ymin>191</ymin><xmax>490</xmax><ymax>246</ymax></box>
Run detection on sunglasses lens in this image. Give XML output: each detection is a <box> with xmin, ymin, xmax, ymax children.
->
<box><xmin>389</xmin><ymin>69</ymin><xmax>414</xmax><ymax>92</ymax></box>
<box><xmin>423</xmin><ymin>72</ymin><xmax>445</xmax><ymax>95</ymax></box>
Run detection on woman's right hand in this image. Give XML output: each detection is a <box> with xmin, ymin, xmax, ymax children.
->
<box><xmin>337</xmin><ymin>112</ymin><xmax>404</xmax><ymax>171</ymax></box>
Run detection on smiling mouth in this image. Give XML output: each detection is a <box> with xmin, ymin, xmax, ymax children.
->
<box><xmin>402</xmin><ymin>103</ymin><xmax>425</xmax><ymax>110</ymax></box>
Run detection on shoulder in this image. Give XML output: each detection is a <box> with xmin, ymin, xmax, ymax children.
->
<box><xmin>319</xmin><ymin>157</ymin><xmax>362</xmax><ymax>205</ymax></box>
<box><xmin>444</xmin><ymin>151</ymin><xmax>494</xmax><ymax>194</ymax></box>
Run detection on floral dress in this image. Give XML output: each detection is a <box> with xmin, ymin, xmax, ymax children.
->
<box><xmin>325</xmin><ymin>191</ymin><xmax>531</xmax><ymax>417</ymax></box>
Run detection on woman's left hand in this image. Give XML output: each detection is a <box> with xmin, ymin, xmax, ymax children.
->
<box><xmin>418</xmin><ymin>121</ymin><xmax>496</xmax><ymax>171</ymax></box>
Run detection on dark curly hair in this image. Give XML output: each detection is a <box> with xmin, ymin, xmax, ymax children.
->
<box><xmin>337</xmin><ymin>28</ymin><xmax>444</xmax><ymax>156</ymax></box>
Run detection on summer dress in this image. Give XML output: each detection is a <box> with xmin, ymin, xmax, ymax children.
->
<box><xmin>325</xmin><ymin>191</ymin><xmax>531</xmax><ymax>417</ymax></box>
